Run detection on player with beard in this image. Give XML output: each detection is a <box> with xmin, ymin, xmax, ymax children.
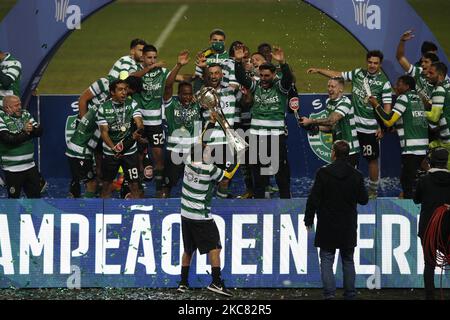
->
<box><xmin>195</xmin><ymin>58</ymin><xmax>238</xmax><ymax>199</ymax></box>
<box><xmin>234</xmin><ymin>44</ymin><xmax>293</xmax><ymax>199</ymax></box>
<box><xmin>425</xmin><ymin>62</ymin><xmax>450</xmax><ymax>169</ymax></box>
<box><xmin>307</xmin><ymin>50</ymin><xmax>393</xmax><ymax>199</ymax></box>
<box><xmin>108</xmin><ymin>39</ymin><xmax>147</xmax><ymax>82</ymax></box>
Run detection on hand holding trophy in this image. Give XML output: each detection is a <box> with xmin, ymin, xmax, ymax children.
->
<box><xmin>195</xmin><ymin>87</ymin><xmax>248</xmax><ymax>154</ymax></box>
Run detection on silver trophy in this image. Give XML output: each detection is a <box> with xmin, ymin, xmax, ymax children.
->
<box><xmin>362</xmin><ymin>77</ymin><xmax>372</xmax><ymax>104</ymax></box>
<box><xmin>195</xmin><ymin>87</ymin><xmax>248</xmax><ymax>154</ymax></box>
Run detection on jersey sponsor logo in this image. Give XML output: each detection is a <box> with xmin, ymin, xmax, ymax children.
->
<box><xmin>54</xmin><ymin>0</ymin><xmax>82</xmax><ymax>30</ymax></box>
<box><xmin>306</xmin><ymin>109</ymin><xmax>333</xmax><ymax>163</ymax></box>
<box><xmin>351</xmin><ymin>0</ymin><xmax>381</xmax><ymax>30</ymax></box>
<box><xmin>254</xmin><ymin>95</ymin><xmax>280</xmax><ymax>104</ymax></box>
<box><xmin>143</xmin><ymin>82</ymin><xmax>162</xmax><ymax>91</ymax></box>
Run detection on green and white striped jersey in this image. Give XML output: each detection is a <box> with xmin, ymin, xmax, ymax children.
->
<box><xmin>392</xmin><ymin>91</ymin><xmax>429</xmax><ymax>155</ymax></box>
<box><xmin>407</xmin><ymin>65</ymin><xmax>434</xmax><ymax>102</ymax></box>
<box><xmin>108</xmin><ymin>55</ymin><xmax>137</xmax><ymax>81</ymax></box>
<box><xmin>131</xmin><ymin>65</ymin><xmax>169</xmax><ymax>126</ymax></box>
<box><xmin>88</xmin><ymin>77</ymin><xmax>110</xmax><ymax>109</ymax></box>
<box><xmin>65</xmin><ymin>106</ymin><xmax>101</xmax><ymax>159</ymax></box>
<box><xmin>430</xmin><ymin>81</ymin><xmax>450</xmax><ymax>143</ymax></box>
<box><xmin>0</xmin><ymin>53</ymin><xmax>21</xmax><ymax>108</ymax></box>
<box><xmin>0</xmin><ymin>109</ymin><xmax>37</xmax><ymax>172</ymax></box>
<box><xmin>326</xmin><ymin>95</ymin><xmax>360</xmax><ymax>155</ymax></box>
<box><xmin>249</xmin><ymin>79</ymin><xmax>288</xmax><ymax>136</ymax></box>
<box><xmin>195</xmin><ymin>51</ymin><xmax>238</xmax><ymax>87</ymax></box>
<box><xmin>163</xmin><ymin>97</ymin><xmax>202</xmax><ymax>153</ymax></box>
<box><xmin>96</xmin><ymin>98</ymin><xmax>142</xmax><ymax>156</ymax></box>
<box><xmin>202</xmin><ymin>86</ymin><xmax>238</xmax><ymax>145</ymax></box>
<box><xmin>181</xmin><ymin>159</ymin><xmax>224</xmax><ymax>220</ymax></box>
<box><xmin>342</xmin><ymin>68</ymin><xmax>392</xmax><ymax>134</ymax></box>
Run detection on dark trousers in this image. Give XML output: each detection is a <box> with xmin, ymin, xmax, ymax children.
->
<box><xmin>420</xmin><ymin>238</ymin><xmax>436</xmax><ymax>299</ymax></box>
<box><xmin>251</xmin><ymin>134</ymin><xmax>290</xmax><ymax>198</ymax></box>
<box><xmin>163</xmin><ymin>150</ymin><xmax>186</xmax><ymax>195</ymax></box>
<box><xmin>400</xmin><ymin>154</ymin><xmax>425</xmax><ymax>199</ymax></box>
<box><xmin>4</xmin><ymin>166</ymin><xmax>41</xmax><ymax>199</ymax></box>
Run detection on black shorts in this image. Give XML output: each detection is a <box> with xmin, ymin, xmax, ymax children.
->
<box><xmin>181</xmin><ymin>216</ymin><xmax>222</xmax><ymax>255</ymax></box>
<box><xmin>357</xmin><ymin>132</ymin><xmax>379</xmax><ymax>160</ymax></box>
<box><xmin>4</xmin><ymin>166</ymin><xmax>41</xmax><ymax>198</ymax></box>
<box><xmin>144</xmin><ymin>125</ymin><xmax>165</xmax><ymax>148</ymax></box>
<box><xmin>67</xmin><ymin>156</ymin><xmax>95</xmax><ymax>183</ymax></box>
<box><xmin>102</xmin><ymin>152</ymin><xmax>140</xmax><ymax>182</ymax></box>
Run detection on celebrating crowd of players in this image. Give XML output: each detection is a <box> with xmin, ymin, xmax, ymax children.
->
<box><xmin>1</xmin><ymin>29</ymin><xmax>450</xmax><ymax>201</ymax></box>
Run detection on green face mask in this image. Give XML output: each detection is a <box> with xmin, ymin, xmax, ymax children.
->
<box><xmin>211</xmin><ymin>41</ymin><xmax>225</xmax><ymax>53</ymax></box>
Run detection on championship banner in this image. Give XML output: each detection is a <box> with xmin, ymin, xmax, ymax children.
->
<box><xmin>0</xmin><ymin>199</ymin><xmax>448</xmax><ymax>289</ymax></box>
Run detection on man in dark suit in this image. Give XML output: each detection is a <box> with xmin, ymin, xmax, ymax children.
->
<box><xmin>414</xmin><ymin>147</ymin><xmax>450</xmax><ymax>300</ymax></box>
<box><xmin>304</xmin><ymin>140</ymin><xmax>369</xmax><ymax>299</ymax></box>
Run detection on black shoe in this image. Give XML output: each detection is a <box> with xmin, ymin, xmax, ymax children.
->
<box><xmin>177</xmin><ymin>283</ymin><xmax>190</xmax><ymax>293</ymax></box>
<box><xmin>207</xmin><ymin>280</ymin><xmax>233</xmax><ymax>297</ymax></box>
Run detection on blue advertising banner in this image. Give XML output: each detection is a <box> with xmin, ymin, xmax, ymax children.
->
<box><xmin>0</xmin><ymin>199</ymin><xmax>448</xmax><ymax>289</ymax></box>
<box><xmin>30</xmin><ymin>94</ymin><xmax>402</xmax><ymax>180</ymax></box>
<box><xmin>0</xmin><ymin>0</ymin><xmax>114</xmax><ymax>106</ymax></box>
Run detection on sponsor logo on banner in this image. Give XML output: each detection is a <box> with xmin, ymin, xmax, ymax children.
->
<box><xmin>307</xmin><ymin>109</ymin><xmax>333</xmax><ymax>163</ymax></box>
<box><xmin>54</xmin><ymin>0</ymin><xmax>82</xmax><ymax>30</ymax></box>
<box><xmin>65</xmin><ymin>114</ymin><xmax>78</xmax><ymax>145</ymax></box>
<box><xmin>351</xmin><ymin>0</ymin><xmax>381</xmax><ymax>30</ymax></box>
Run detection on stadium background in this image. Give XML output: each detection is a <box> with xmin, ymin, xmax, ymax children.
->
<box><xmin>0</xmin><ymin>0</ymin><xmax>449</xmax><ymax>300</ymax></box>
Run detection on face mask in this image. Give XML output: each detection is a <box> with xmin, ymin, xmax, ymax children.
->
<box><xmin>211</xmin><ymin>41</ymin><xmax>225</xmax><ymax>53</ymax></box>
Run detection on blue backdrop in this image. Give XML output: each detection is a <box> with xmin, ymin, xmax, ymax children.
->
<box><xmin>0</xmin><ymin>198</ymin><xmax>447</xmax><ymax>289</ymax></box>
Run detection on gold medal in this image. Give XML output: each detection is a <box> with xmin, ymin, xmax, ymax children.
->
<box><xmin>120</xmin><ymin>125</ymin><xmax>126</xmax><ymax>132</ymax></box>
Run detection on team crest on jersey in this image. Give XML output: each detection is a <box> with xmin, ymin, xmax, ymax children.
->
<box><xmin>65</xmin><ymin>115</ymin><xmax>79</xmax><ymax>145</ymax></box>
<box><xmin>306</xmin><ymin>109</ymin><xmax>333</xmax><ymax>163</ymax></box>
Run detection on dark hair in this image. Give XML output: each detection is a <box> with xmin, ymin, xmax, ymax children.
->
<box><xmin>178</xmin><ymin>81</ymin><xmax>192</xmax><ymax>93</ymax></box>
<box><xmin>398</xmin><ymin>75</ymin><xmax>416</xmax><ymax>91</ymax></box>
<box><xmin>229</xmin><ymin>40</ymin><xmax>243</xmax><ymax>58</ymax></box>
<box><xmin>125</xmin><ymin>76</ymin><xmax>142</xmax><ymax>94</ymax></box>
<box><xmin>422</xmin><ymin>52</ymin><xmax>439</xmax><ymax>63</ymax></box>
<box><xmin>429</xmin><ymin>147</ymin><xmax>449</xmax><ymax>168</ymax></box>
<box><xmin>251</xmin><ymin>52</ymin><xmax>266</xmax><ymax>60</ymax></box>
<box><xmin>259</xmin><ymin>62</ymin><xmax>276</xmax><ymax>73</ymax></box>
<box><xmin>257</xmin><ymin>43</ymin><xmax>272</xmax><ymax>62</ymax></box>
<box><xmin>130</xmin><ymin>39</ymin><xmax>147</xmax><ymax>49</ymax></box>
<box><xmin>257</xmin><ymin>43</ymin><xmax>272</xmax><ymax>54</ymax></box>
<box><xmin>330</xmin><ymin>76</ymin><xmax>345</xmax><ymax>87</ymax></box>
<box><xmin>208</xmin><ymin>63</ymin><xmax>222</xmax><ymax>70</ymax></box>
<box><xmin>332</xmin><ymin>140</ymin><xmax>350</xmax><ymax>159</ymax></box>
<box><xmin>367</xmin><ymin>50</ymin><xmax>384</xmax><ymax>62</ymax></box>
<box><xmin>421</xmin><ymin>41</ymin><xmax>438</xmax><ymax>55</ymax></box>
<box><xmin>430</xmin><ymin>62</ymin><xmax>448</xmax><ymax>76</ymax></box>
<box><xmin>109</xmin><ymin>79</ymin><xmax>127</xmax><ymax>93</ymax></box>
<box><xmin>209</xmin><ymin>28</ymin><xmax>226</xmax><ymax>40</ymax></box>
<box><xmin>143</xmin><ymin>44</ymin><xmax>157</xmax><ymax>54</ymax></box>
